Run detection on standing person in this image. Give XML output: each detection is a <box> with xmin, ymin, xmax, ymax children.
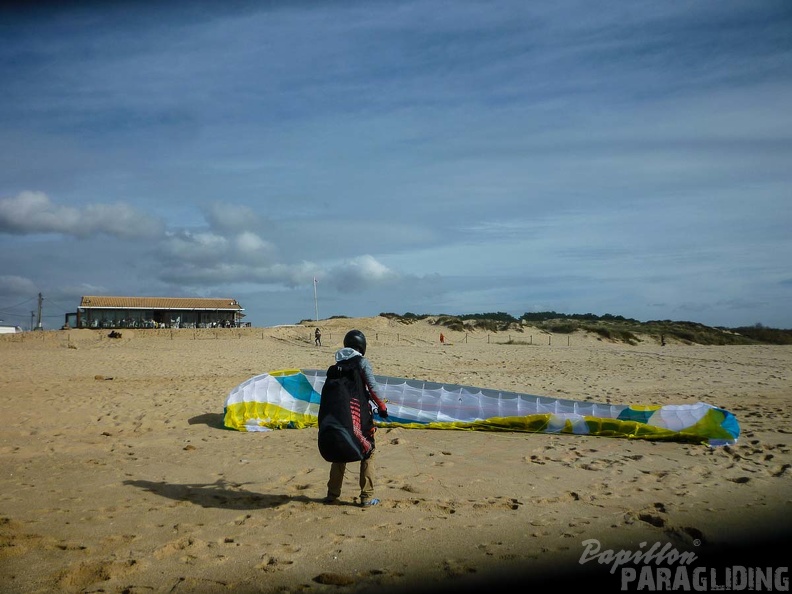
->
<box><xmin>318</xmin><ymin>329</ymin><xmax>388</xmax><ymax>507</ymax></box>
<box><xmin>440</xmin><ymin>332</ymin><xmax>445</xmax><ymax>344</ymax></box>
<box><xmin>315</xmin><ymin>327</ymin><xmax>322</xmax><ymax>346</ymax></box>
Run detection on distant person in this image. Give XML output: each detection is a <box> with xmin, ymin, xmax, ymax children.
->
<box><xmin>315</xmin><ymin>327</ymin><xmax>322</xmax><ymax>346</ymax></box>
<box><xmin>440</xmin><ymin>332</ymin><xmax>445</xmax><ymax>344</ymax></box>
<box><xmin>318</xmin><ymin>329</ymin><xmax>388</xmax><ymax>507</ymax></box>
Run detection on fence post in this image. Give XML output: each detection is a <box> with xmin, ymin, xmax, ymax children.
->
<box><xmin>548</xmin><ymin>335</ymin><xmax>551</xmax><ymax>345</ymax></box>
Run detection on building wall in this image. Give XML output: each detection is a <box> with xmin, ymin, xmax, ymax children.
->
<box><xmin>77</xmin><ymin>309</ymin><xmax>241</xmax><ymax>329</ymax></box>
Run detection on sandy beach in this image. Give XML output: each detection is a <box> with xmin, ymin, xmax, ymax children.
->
<box><xmin>1</xmin><ymin>316</ymin><xmax>790</xmax><ymax>594</ymax></box>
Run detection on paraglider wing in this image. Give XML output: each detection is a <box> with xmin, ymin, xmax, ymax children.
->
<box><xmin>223</xmin><ymin>369</ymin><xmax>739</xmax><ymax>446</ymax></box>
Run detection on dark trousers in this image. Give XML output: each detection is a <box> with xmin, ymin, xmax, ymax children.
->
<box><xmin>327</xmin><ymin>449</ymin><xmax>375</xmax><ymax>501</ymax></box>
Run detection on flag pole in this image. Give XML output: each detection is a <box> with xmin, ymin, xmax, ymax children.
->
<box><xmin>313</xmin><ymin>277</ymin><xmax>319</xmax><ymax>322</ymax></box>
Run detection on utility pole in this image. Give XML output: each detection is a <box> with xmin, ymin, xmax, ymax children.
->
<box><xmin>35</xmin><ymin>292</ymin><xmax>43</xmax><ymax>330</ymax></box>
<box><xmin>313</xmin><ymin>277</ymin><xmax>319</xmax><ymax>322</ymax></box>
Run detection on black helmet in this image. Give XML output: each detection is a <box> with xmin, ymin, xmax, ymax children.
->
<box><xmin>343</xmin><ymin>329</ymin><xmax>366</xmax><ymax>355</ymax></box>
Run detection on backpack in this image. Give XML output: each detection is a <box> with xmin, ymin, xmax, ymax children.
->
<box><xmin>317</xmin><ymin>356</ymin><xmax>375</xmax><ymax>463</ymax></box>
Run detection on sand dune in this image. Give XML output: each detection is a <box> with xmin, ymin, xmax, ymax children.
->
<box><xmin>1</xmin><ymin>317</ymin><xmax>790</xmax><ymax>593</ymax></box>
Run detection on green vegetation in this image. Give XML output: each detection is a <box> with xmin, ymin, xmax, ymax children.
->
<box><xmin>313</xmin><ymin>311</ymin><xmax>790</xmax><ymax>345</ymax></box>
<box><xmin>382</xmin><ymin>312</ymin><xmax>522</xmax><ymax>333</ymax></box>
<box><xmin>521</xmin><ymin>312</ymin><xmax>792</xmax><ymax>345</ymax></box>
<box><xmin>380</xmin><ymin>312</ymin><xmax>428</xmax><ymax>324</ymax></box>
<box><xmin>298</xmin><ymin>314</ymin><xmax>350</xmax><ymax>325</ymax></box>
<box><xmin>521</xmin><ymin>311</ymin><xmax>638</xmax><ymax>323</ymax></box>
<box><xmin>438</xmin><ymin>315</ymin><xmax>522</xmax><ymax>333</ymax></box>
<box><xmin>728</xmin><ymin>324</ymin><xmax>792</xmax><ymax>345</ymax></box>
<box><xmin>379</xmin><ymin>310</ymin><xmax>792</xmax><ymax>346</ymax></box>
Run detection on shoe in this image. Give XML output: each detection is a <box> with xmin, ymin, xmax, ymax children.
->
<box><xmin>360</xmin><ymin>498</ymin><xmax>380</xmax><ymax>507</ymax></box>
<box><xmin>322</xmin><ymin>497</ymin><xmax>339</xmax><ymax>505</ymax></box>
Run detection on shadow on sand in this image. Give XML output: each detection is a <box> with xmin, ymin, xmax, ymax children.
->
<box><xmin>187</xmin><ymin>412</ymin><xmax>226</xmax><ymax>429</ymax></box>
<box><xmin>123</xmin><ymin>478</ymin><xmax>319</xmax><ymax>510</ymax></box>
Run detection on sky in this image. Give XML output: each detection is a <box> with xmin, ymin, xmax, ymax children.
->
<box><xmin>1</xmin><ymin>0</ymin><xmax>791</xmax><ymax>330</ymax></box>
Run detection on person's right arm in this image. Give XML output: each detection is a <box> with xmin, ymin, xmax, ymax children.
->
<box><xmin>359</xmin><ymin>359</ymin><xmax>388</xmax><ymax>417</ymax></box>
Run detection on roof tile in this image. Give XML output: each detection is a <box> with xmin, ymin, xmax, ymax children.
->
<box><xmin>79</xmin><ymin>296</ymin><xmax>243</xmax><ymax>310</ymax></box>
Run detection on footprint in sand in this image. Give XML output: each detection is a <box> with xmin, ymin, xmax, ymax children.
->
<box><xmin>624</xmin><ymin>502</ymin><xmax>671</xmax><ymax>530</ymax></box>
<box><xmin>577</xmin><ymin>458</ymin><xmax>623</xmax><ymax>471</ymax></box>
<box><xmin>470</xmin><ymin>496</ymin><xmax>522</xmax><ymax>511</ymax></box>
<box><xmin>153</xmin><ymin>535</ymin><xmax>205</xmax><ymax>560</ymax></box>
<box><xmin>256</xmin><ymin>554</ymin><xmax>295</xmax><ymax>573</ymax></box>
<box><xmin>0</xmin><ymin>517</ymin><xmax>81</xmax><ymax>556</ymax></box>
<box><xmin>254</xmin><ymin>542</ymin><xmax>302</xmax><ymax>572</ymax></box>
<box><xmin>476</xmin><ymin>541</ymin><xmax>521</xmax><ymax>560</ymax></box>
<box><xmin>768</xmin><ymin>463</ymin><xmax>791</xmax><ymax>478</ymax></box>
<box><xmin>397</xmin><ymin>483</ymin><xmax>421</xmax><ymax>493</ymax></box>
<box><xmin>440</xmin><ymin>558</ymin><xmax>477</xmax><ymax>578</ymax></box>
<box><xmin>56</xmin><ymin>559</ymin><xmax>139</xmax><ymax>591</ymax></box>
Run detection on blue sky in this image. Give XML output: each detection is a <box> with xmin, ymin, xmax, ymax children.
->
<box><xmin>1</xmin><ymin>0</ymin><xmax>791</xmax><ymax>329</ymax></box>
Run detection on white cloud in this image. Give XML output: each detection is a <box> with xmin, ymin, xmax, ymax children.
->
<box><xmin>235</xmin><ymin>231</ymin><xmax>273</xmax><ymax>257</ymax></box>
<box><xmin>0</xmin><ymin>275</ymin><xmax>38</xmax><ymax>296</ymax></box>
<box><xmin>159</xmin><ymin>230</ymin><xmax>229</xmax><ymax>265</ymax></box>
<box><xmin>327</xmin><ymin>255</ymin><xmax>400</xmax><ymax>292</ymax></box>
<box><xmin>0</xmin><ymin>191</ymin><xmax>165</xmax><ymax>239</ymax></box>
<box><xmin>204</xmin><ymin>202</ymin><xmax>264</xmax><ymax>232</ymax></box>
